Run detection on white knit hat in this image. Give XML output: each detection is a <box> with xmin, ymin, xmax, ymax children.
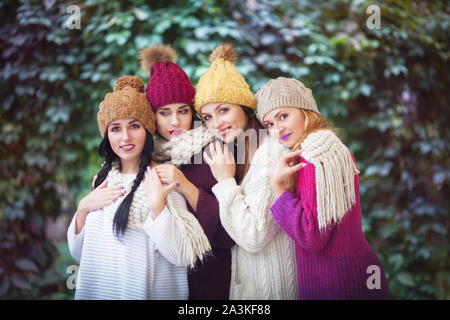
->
<box><xmin>255</xmin><ymin>77</ymin><xmax>319</xmax><ymax>121</ymax></box>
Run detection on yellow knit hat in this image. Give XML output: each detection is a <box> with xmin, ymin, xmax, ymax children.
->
<box><xmin>194</xmin><ymin>43</ymin><xmax>256</xmax><ymax>114</ymax></box>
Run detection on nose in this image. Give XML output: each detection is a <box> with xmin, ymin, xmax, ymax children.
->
<box><xmin>170</xmin><ymin>114</ymin><xmax>180</xmax><ymax>126</ymax></box>
<box><xmin>272</xmin><ymin>123</ymin><xmax>284</xmax><ymax>137</ymax></box>
<box><xmin>212</xmin><ymin>117</ymin><xmax>224</xmax><ymax>130</ymax></box>
<box><xmin>121</xmin><ymin>127</ymin><xmax>130</xmax><ymax>141</ymax></box>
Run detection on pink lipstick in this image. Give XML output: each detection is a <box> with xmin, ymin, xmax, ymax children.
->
<box><xmin>169</xmin><ymin>129</ymin><xmax>184</xmax><ymax>136</ymax></box>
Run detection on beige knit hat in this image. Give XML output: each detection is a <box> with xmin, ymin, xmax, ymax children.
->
<box><xmin>255</xmin><ymin>77</ymin><xmax>319</xmax><ymax>122</ymax></box>
<box><xmin>97</xmin><ymin>75</ymin><xmax>156</xmax><ymax>137</ymax></box>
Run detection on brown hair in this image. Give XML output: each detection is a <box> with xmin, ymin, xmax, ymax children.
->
<box><xmin>284</xmin><ymin>109</ymin><xmax>336</xmax><ymax>193</ymax></box>
<box><xmin>235</xmin><ymin>106</ymin><xmax>264</xmax><ymax>184</ymax></box>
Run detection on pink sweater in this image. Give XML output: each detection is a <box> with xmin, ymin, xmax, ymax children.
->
<box><xmin>270</xmin><ymin>158</ymin><xmax>389</xmax><ymax>299</ymax></box>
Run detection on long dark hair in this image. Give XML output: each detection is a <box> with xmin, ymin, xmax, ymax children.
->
<box><xmin>94</xmin><ymin>129</ymin><xmax>154</xmax><ymax>238</ymax></box>
<box><xmin>235</xmin><ymin>106</ymin><xmax>264</xmax><ymax>184</ymax></box>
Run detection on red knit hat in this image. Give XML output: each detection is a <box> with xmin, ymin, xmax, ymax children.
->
<box><xmin>139</xmin><ymin>44</ymin><xmax>195</xmax><ymax>110</ymax></box>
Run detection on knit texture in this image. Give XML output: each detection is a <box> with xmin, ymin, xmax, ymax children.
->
<box><xmin>97</xmin><ymin>75</ymin><xmax>155</xmax><ymax>136</ymax></box>
<box><xmin>300</xmin><ymin>130</ymin><xmax>360</xmax><ymax>230</ymax></box>
<box><xmin>152</xmin><ymin>130</ymin><xmax>234</xmax><ymax>299</ymax></box>
<box><xmin>67</xmin><ymin>181</ymin><xmax>189</xmax><ymax>300</ymax></box>
<box><xmin>211</xmin><ymin>137</ymin><xmax>298</xmax><ymax>299</ymax></box>
<box><xmin>255</xmin><ymin>77</ymin><xmax>319</xmax><ymax>122</ymax></box>
<box><xmin>270</xmin><ymin>160</ymin><xmax>390</xmax><ymax>299</ymax></box>
<box><xmin>194</xmin><ymin>43</ymin><xmax>256</xmax><ymax>113</ymax></box>
<box><xmin>140</xmin><ymin>44</ymin><xmax>195</xmax><ymax>110</ymax></box>
<box><xmin>152</xmin><ymin>125</ymin><xmax>215</xmax><ymax>166</ymax></box>
<box><xmin>102</xmin><ymin>161</ymin><xmax>211</xmax><ymax>269</ymax></box>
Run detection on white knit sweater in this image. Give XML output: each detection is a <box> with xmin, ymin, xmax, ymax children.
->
<box><xmin>211</xmin><ymin>137</ymin><xmax>299</xmax><ymax>299</ymax></box>
<box><xmin>67</xmin><ymin>173</ymin><xmax>189</xmax><ymax>300</ymax></box>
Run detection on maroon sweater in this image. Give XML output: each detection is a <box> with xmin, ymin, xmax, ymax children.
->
<box><xmin>271</xmin><ymin>158</ymin><xmax>389</xmax><ymax>299</ymax></box>
<box><xmin>181</xmin><ymin>153</ymin><xmax>235</xmax><ymax>300</ymax></box>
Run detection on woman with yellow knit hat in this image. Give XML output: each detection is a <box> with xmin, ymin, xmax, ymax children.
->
<box><xmin>67</xmin><ymin>75</ymin><xmax>211</xmax><ymax>299</ymax></box>
<box><xmin>195</xmin><ymin>44</ymin><xmax>298</xmax><ymax>299</ymax></box>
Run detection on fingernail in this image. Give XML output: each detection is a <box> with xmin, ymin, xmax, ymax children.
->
<box><xmin>120</xmin><ymin>185</ymin><xmax>124</xmax><ymax>189</ymax></box>
<box><xmin>176</xmin><ymin>182</ymin><xmax>180</xmax><ymax>187</ymax></box>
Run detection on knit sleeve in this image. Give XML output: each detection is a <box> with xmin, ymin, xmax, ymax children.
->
<box><xmin>67</xmin><ymin>212</ymin><xmax>86</xmax><ymax>262</ymax></box>
<box><xmin>270</xmin><ymin>161</ymin><xmax>334</xmax><ymax>253</ymax></box>
<box><xmin>143</xmin><ymin>189</ymin><xmax>188</xmax><ymax>267</ymax></box>
<box><xmin>211</xmin><ymin>140</ymin><xmax>282</xmax><ymax>253</ymax></box>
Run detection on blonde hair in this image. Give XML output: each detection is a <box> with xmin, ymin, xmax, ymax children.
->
<box><xmin>285</xmin><ymin>109</ymin><xmax>336</xmax><ymax>193</ymax></box>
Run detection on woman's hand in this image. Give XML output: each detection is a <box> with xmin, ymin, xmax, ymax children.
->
<box><xmin>154</xmin><ymin>164</ymin><xmax>189</xmax><ymax>194</ymax></box>
<box><xmin>75</xmin><ymin>178</ymin><xmax>125</xmax><ymax>233</ymax></box>
<box><xmin>269</xmin><ymin>150</ymin><xmax>305</xmax><ymax>197</ymax></box>
<box><xmin>144</xmin><ymin>166</ymin><xmax>178</xmax><ymax>219</ymax></box>
<box><xmin>203</xmin><ymin>141</ymin><xmax>236</xmax><ymax>182</ymax></box>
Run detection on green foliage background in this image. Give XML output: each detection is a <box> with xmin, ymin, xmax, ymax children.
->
<box><xmin>0</xmin><ymin>0</ymin><xmax>448</xmax><ymax>299</ymax></box>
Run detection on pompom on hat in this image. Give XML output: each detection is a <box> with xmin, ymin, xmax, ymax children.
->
<box><xmin>255</xmin><ymin>77</ymin><xmax>319</xmax><ymax>122</ymax></box>
<box><xmin>139</xmin><ymin>44</ymin><xmax>195</xmax><ymax>110</ymax></box>
<box><xmin>194</xmin><ymin>43</ymin><xmax>256</xmax><ymax>114</ymax></box>
<box><xmin>97</xmin><ymin>75</ymin><xmax>156</xmax><ymax>137</ymax></box>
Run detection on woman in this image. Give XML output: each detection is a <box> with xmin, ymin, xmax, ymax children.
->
<box><xmin>195</xmin><ymin>43</ymin><xmax>298</xmax><ymax>299</ymax></box>
<box><xmin>138</xmin><ymin>44</ymin><xmax>235</xmax><ymax>300</ymax></box>
<box><xmin>67</xmin><ymin>75</ymin><xmax>210</xmax><ymax>300</ymax></box>
<box><xmin>256</xmin><ymin>76</ymin><xmax>389</xmax><ymax>299</ymax></box>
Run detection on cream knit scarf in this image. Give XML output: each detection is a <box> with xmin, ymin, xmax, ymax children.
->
<box><xmin>300</xmin><ymin>130</ymin><xmax>360</xmax><ymax>231</ymax></box>
<box><xmin>152</xmin><ymin>125</ymin><xmax>215</xmax><ymax>167</ymax></box>
<box><xmin>103</xmin><ymin>161</ymin><xmax>211</xmax><ymax>268</ymax></box>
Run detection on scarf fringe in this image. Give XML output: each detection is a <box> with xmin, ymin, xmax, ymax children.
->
<box><xmin>301</xmin><ymin>130</ymin><xmax>360</xmax><ymax>231</ymax></box>
<box><xmin>166</xmin><ymin>194</ymin><xmax>212</xmax><ymax>269</ymax></box>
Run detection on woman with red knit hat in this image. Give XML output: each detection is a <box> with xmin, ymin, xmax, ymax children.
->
<box><xmin>139</xmin><ymin>44</ymin><xmax>235</xmax><ymax>300</ymax></box>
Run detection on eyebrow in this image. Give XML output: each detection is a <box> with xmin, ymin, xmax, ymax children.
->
<box><xmin>108</xmin><ymin>119</ymin><xmax>139</xmax><ymax>126</ymax></box>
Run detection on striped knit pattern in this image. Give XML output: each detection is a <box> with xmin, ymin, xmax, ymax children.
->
<box><xmin>67</xmin><ymin>176</ymin><xmax>189</xmax><ymax>300</ymax></box>
<box><xmin>211</xmin><ymin>137</ymin><xmax>298</xmax><ymax>299</ymax></box>
<box><xmin>270</xmin><ymin>158</ymin><xmax>390</xmax><ymax>299</ymax></box>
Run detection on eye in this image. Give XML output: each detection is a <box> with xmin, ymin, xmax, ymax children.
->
<box><xmin>280</xmin><ymin>113</ymin><xmax>288</xmax><ymax>120</ymax></box>
<box><xmin>179</xmin><ymin>109</ymin><xmax>189</xmax><ymax>115</ymax></box>
<box><xmin>265</xmin><ymin>123</ymin><xmax>273</xmax><ymax>129</ymax></box>
<box><xmin>110</xmin><ymin>126</ymin><xmax>120</xmax><ymax>132</ymax></box>
<box><xmin>203</xmin><ymin>115</ymin><xmax>211</xmax><ymax>121</ymax></box>
<box><xmin>219</xmin><ymin>108</ymin><xmax>228</xmax><ymax>114</ymax></box>
<box><xmin>131</xmin><ymin>123</ymin><xmax>141</xmax><ymax>129</ymax></box>
<box><xmin>158</xmin><ymin>111</ymin><xmax>168</xmax><ymax>116</ymax></box>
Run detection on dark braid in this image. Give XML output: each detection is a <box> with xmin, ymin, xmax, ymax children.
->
<box><xmin>93</xmin><ymin>132</ymin><xmax>118</xmax><ymax>189</ymax></box>
<box><xmin>112</xmin><ymin>130</ymin><xmax>154</xmax><ymax>238</ymax></box>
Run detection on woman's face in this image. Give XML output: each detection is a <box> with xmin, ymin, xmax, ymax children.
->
<box><xmin>155</xmin><ymin>103</ymin><xmax>193</xmax><ymax>141</ymax></box>
<box><xmin>200</xmin><ymin>102</ymin><xmax>249</xmax><ymax>143</ymax></box>
<box><xmin>107</xmin><ymin>118</ymin><xmax>147</xmax><ymax>163</ymax></box>
<box><xmin>262</xmin><ymin>107</ymin><xmax>306</xmax><ymax>148</ymax></box>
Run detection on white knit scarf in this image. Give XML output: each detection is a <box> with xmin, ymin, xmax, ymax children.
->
<box><xmin>300</xmin><ymin>130</ymin><xmax>360</xmax><ymax>231</ymax></box>
<box><xmin>102</xmin><ymin>161</ymin><xmax>211</xmax><ymax>268</ymax></box>
<box><xmin>152</xmin><ymin>125</ymin><xmax>215</xmax><ymax>167</ymax></box>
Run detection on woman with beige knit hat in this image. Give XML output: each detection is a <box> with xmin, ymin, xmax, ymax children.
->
<box><xmin>256</xmin><ymin>77</ymin><xmax>389</xmax><ymax>299</ymax></box>
<box><xmin>195</xmin><ymin>43</ymin><xmax>299</xmax><ymax>300</ymax></box>
<box><xmin>67</xmin><ymin>75</ymin><xmax>211</xmax><ymax>299</ymax></box>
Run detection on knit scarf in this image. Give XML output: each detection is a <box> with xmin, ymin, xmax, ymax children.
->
<box><xmin>152</xmin><ymin>125</ymin><xmax>215</xmax><ymax>167</ymax></box>
<box><xmin>103</xmin><ymin>161</ymin><xmax>211</xmax><ymax>268</ymax></box>
<box><xmin>300</xmin><ymin>130</ymin><xmax>360</xmax><ymax>231</ymax></box>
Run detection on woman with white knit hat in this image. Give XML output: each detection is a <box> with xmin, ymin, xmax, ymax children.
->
<box><xmin>256</xmin><ymin>77</ymin><xmax>389</xmax><ymax>299</ymax></box>
<box><xmin>195</xmin><ymin>44</ymin><xmax>299</xmax><ymax>300</ymax></box>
